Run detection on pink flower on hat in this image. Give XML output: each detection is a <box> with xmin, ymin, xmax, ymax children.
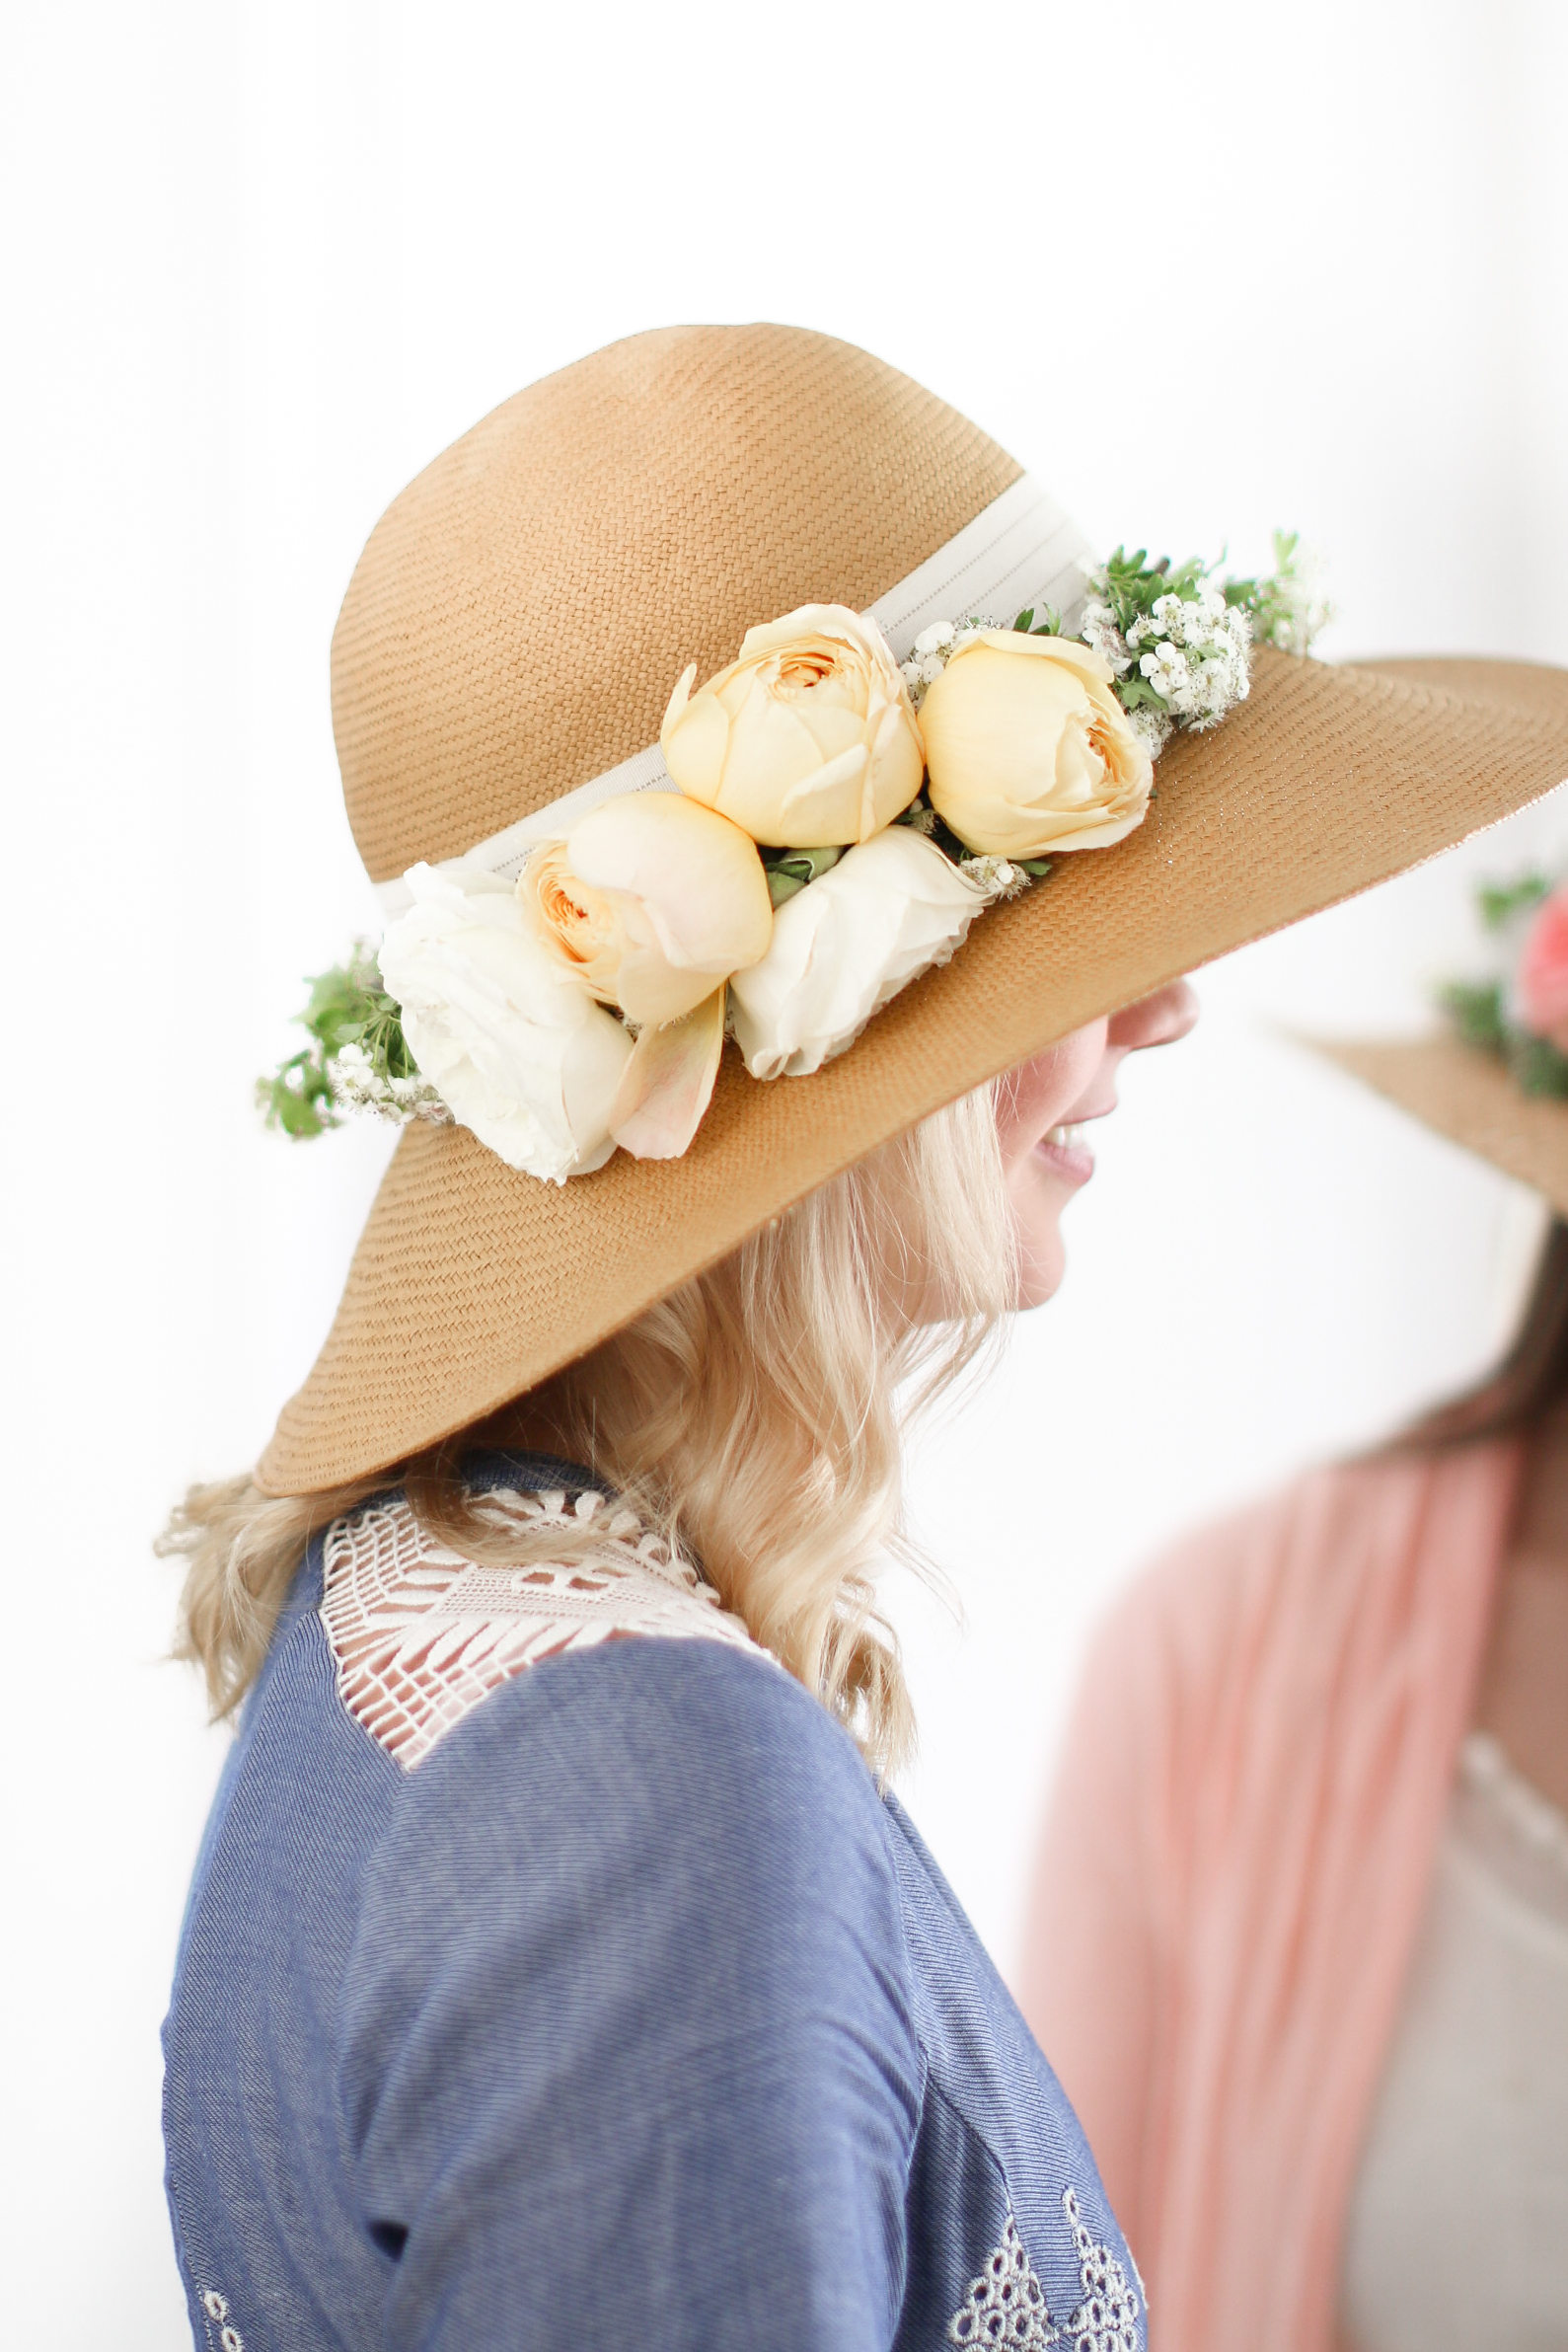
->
<box><xmin>1517</xmin><ymin>885</ymin><xmax>1568</xmax><ymax>1049</ymax></box>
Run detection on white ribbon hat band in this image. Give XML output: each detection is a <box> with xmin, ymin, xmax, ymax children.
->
<box><xmin>373</xmin><ymin>473</ymin><xmax>1090</xmax><ymax>916</ymax></box>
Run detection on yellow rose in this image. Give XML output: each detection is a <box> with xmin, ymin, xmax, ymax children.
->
<box><xmin>918</xmin><ymin>632</ymin><xmax>1155</xmax><ymax>859</ymax></box>
<box><xmin>518</xmin><ymin>789</ymin><xmax>773</xmax><ymax>1029</ymax></box>
<box><xmin>660</xmin><ymin>603</ymin><xmax>925</xmax><ymax>848</ymax></box>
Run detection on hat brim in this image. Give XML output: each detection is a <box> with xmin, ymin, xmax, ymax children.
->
<box><xmin>260</xmin><ymin>646</ymin><xmax>1568</xmax><ymax>1493</ymax></box>
<box><xmin>1306</xmin><ymin>1029</ymin><xmax>1568</xmax><ymax>1217</ymax></box>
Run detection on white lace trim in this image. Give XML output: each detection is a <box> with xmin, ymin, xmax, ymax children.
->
<box><xmin>320</xmin><ymin>1485</ymin><xmax>761</xmax><ymax>1770</ymax></box>
<box><xmin>948</xmin><ymin>2190</ymin><xmax>1141</xmax><ymax>2352</ymax></box>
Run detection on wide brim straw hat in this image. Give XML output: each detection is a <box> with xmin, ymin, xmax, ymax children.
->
<box><xmin>258</xmin><ymin>324</ymin><xmax>1568</xmax><ymax>1495</ymax></box>
<box><xmin>1309</xmin><ymin>1034</ymin><xmax>1568</xmax><ymax>1218</ymax></box>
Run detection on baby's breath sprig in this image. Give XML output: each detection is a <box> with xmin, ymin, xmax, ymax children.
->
<box><xmin>1080</xmin><ymin>532</ymin><xmax>1330</xmax><ymax>756</ymax></box>
<box><xmin>1079</xmin><ymin>552</ymin><xmax>1253</xmax><ymax>756</ymax></box>
<box><xmin>1226</xmin><ymin>531</ymin><xmax>1334</xmax><ymax>660</ymax></box>
<box><xmin>258</xmin><ymin>946</ymin><xmax>449</xmax><ymax>1137</ymax></box>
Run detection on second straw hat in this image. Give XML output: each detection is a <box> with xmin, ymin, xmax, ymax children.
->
<box><xmin>1314</xmin><ymin>852</ymin><xmax>1568</xmax><ymax>1216</ymax></box>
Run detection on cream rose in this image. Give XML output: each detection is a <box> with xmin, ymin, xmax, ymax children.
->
<box><xmin>517</xmin><ymin>789</ymin><xmax>773</xmax><ymax>1028</ymax></box>
<box><xmin>660</xmin><ymin>604</ymin><xmax>925</xmax><ymax>848</ymax></box>
<box><xmin>727</xmin><ymin>826</ymin><xmax>994</xmax><ymax>1081</ymax></box>
<box><xmin>918</xmin><ymin>632</ymin><xmax>1154</xmax><ymax>858</ymax></box>
<box><xmin>379</xmin><ymin>862</ymin><xmax>633</xmax><ymax>1183</ymax></box>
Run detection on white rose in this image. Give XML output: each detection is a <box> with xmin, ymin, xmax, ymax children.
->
<box><xmin>379</xmin><ymin>862</ymin><xmax>633</xmax><ymax>1183</ymax></box>
<box><xmin>917</xmin><ymin>630</ymin><xmax>1155</xmax><ymax>858</ymax></box>
<box><xmin>516</xmin><ymin>790</ymin><xmax>772</xmax><ymax>1028</ymax></box>
<box><xmin>660</xmin><ymin>603</ymin><xmax>925</xmax><ymax>848</ymax></box>
<box><xmin>727</xmin><ymin>826</ymin><xmax>993</xmax><ymax>1081</ymax></box>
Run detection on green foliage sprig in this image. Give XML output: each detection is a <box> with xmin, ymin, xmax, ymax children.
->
<box><xmin>258</xmin><ymin>947</ymin><xmax>428</xmax><ymax>1138</ymax></box>
<box><xmin>1075</xmin><ymin>532</ymin><xmax>1331</xmax><ymax>724</ymax></box>
<box><xmin>1437</xmin><ymin>977</ymin><xmax>1508</xmax><ymax>1055</ymax></box>
<box><xmin>1438</xmin><ymin>872</ymin><xmax>1568</xmax><ymax>1100</ymax></box>
<box><xmin>1008</xmin><ymin>603</ymin><xmax>1063</xmax><ymax>639</ymax></box>
<box><xmin>1223</xmin><ymin>530</ymin><xmax>1334</xmax><ymax>656</ymax></box>
<box><xmin>1083</xmin><ymin>547</ymin><xmax>1212</xmax><ymax>642</ymax></box>
<box><xmin>1476</xmin><ymin>873</ymin><xmax>1551</xmax><ymax>933</ymax></box>
<box><xmin>1508</xmin><ymin>1031</ymin><xmax>1568</xmax><ymax>1100</ymax></box>
<box><xmin>1438</xmin><ymin>973</ymin><xmax>1568</xmax><ymax>1097</ymax></box>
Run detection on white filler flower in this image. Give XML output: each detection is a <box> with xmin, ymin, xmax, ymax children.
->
<box><xmin>728</xmin><ymin>826</ymin><xmax>996</xmax><ymax>1081</ymax></box>
<box><xmin>380</xmin><ymin>861</ymin><xmax>634</xmax><ymax>1182</ymax></box>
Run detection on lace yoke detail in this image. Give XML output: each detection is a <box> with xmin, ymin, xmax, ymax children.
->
<box><xmin>320</xmin><ymin>1486</ymin><xmax>761</xmax><ymax>1769</ymax></box>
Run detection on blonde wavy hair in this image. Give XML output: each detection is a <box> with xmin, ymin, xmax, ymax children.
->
<box><xmin>160</xmin><ymin>1081</ymin><xmax>1016</xmax><ymax>1773</ymax></box>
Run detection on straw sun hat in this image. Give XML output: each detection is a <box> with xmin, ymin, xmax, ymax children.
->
<box><xmin>1313</xmin><ymin>1035</ymin><xmax>1568</xmax><ymax>1217</ymax></box>
<box><xmin>257</xmin><ymin>324</ymin><xmax>1568</xmax><ymax>1495</ymax></box>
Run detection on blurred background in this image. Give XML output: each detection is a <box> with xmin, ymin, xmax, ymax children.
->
<box><xmin>4</xmin><ymin>2</ymin><xmax>1568</xmax><ymax>2338</ymax></box>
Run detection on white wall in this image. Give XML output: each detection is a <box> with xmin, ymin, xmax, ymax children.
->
<box><xmin>4</xmin><ymin>4</ymin><xmax>1567</xmax><ymax>2339</ymax></box>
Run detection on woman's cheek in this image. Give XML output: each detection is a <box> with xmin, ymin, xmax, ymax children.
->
<box><xmin>995</xmin><ymin>1025</ymin><xmax>1107</xmax><ymax>1167</ymax></box>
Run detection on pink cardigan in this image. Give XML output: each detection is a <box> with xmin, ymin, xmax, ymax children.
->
<box><xmin>1018</xmin><ymin>1442</ymin><xmax>1520</xmax><ymax>2352</ymax></box>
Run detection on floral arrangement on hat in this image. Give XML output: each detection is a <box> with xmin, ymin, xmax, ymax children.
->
<box><xmin>261</xmin><ymin>534</ymin><xmax>1327</xmax><ymax>1181</ymax></box>
<box><xmin>1441</xmin><ymin>871</ymin><xmax>1568</xmax><ymax>1099</ymax></box>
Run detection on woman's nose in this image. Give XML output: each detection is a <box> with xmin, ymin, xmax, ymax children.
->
<box><xmin>1106</xmin><ymin>978</ymin><xmax>1200</xmax><ymax>1053</ymax></box>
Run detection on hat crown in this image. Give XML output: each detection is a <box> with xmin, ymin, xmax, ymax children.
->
<box><xmin>331</xmin><ymin>324</ymin><xmax>1021</xmax><ymax>882</ymax></box>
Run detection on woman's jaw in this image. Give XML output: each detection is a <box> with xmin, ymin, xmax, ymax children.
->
<box><xmin>998</xmin><ymin>979</ymin><xmax>1199</xmax><ymax>1309</ymax></box>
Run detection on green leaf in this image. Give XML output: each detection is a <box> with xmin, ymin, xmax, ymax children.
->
<box><xmin>258</xmin><ymin>941</ymin><xmax>424</xmax><ymax>1137</ymax></box>
<box><xmin>1476</xmin><ymin>873</ymin><xmax>1551</xmax><ymax>932</ymax></box>
<box><xmin>760</xmin><ymin>842</ymin><xmax>843</xmax><ymax>906</ymax></box>
<box><xmin>1437</xmin><ymin>978</ymin><xmax>1508</xmax><ymax>1053</ymax></box>
<box><xmin>1086</xmin><ymin>545</ymin><xmax>1217</xmax><ymax>637</ymax></box>
<box><xmin>1510</xmin><ymin>1030</ymin><xmax>1568</xmax><ymax>1098</ymax></box>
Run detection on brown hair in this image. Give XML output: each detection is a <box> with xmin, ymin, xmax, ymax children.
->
<box><xmin>1392</xmin><ymin>1215</ymin><xmax>1568</xmax><ymax>1452</ymax></box>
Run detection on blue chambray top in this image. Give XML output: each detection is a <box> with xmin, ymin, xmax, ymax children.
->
<box><xmin>163</xmin><ymin>1456</ymin><xmax>1142</xmax><ymax>2351</ymax></box>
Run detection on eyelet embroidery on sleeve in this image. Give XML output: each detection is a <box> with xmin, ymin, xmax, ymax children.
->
<box><xmin>198</xmin><ymin>2287</ymin><xmax>244</xmax><ymax>2351</ymax></box>
<box><xmin>948</xmin><ymin>2213</ymin><xmax>1056</xmax><ymax>2346</ymax></box>
<box><xmin>320</xmin><ymin>1487</ymin><xmax>762</xmax><ymax>1769</ymax></box>
<box><xmin>947</xmin><ymin>2189</ymin><xmax>1142</xmax><ymax>2352</ymax></box>
<box><xmin>1060</xmin><ymin>2186</ymin><xmax>1140</xmax><ymax>2352</ymax></box>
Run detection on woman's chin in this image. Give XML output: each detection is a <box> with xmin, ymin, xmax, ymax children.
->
<box><xmin>1006</xmin><ymin>1163</ymin><xmax>1080</xmax><ymax>1309</ymax></box>
<box><xmin>1014</xmin><ymin>1229</ymin><xmax>1068</xmax><ymax>1311</ymax></box>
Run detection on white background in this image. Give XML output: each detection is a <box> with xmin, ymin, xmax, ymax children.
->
<box><xmin>4</xmin><ymin>3</ymin><xmax>1568</xmax><ymax>2340</ymax></box>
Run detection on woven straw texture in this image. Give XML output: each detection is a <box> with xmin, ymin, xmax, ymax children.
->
<box><xmin>333</xmin><ymin>325</ymin><xmax>1020</xmax><ymax>880</ymax></box>
<box><xmin>261</xmin><ymin>326</ymin><xmax>1568</xmax><ymax>1493</ymax></box>
<box><xmin>1312</xmin><ymin>1034</ymin><xmax>1568</xmax><ymax>1217</ymax></box>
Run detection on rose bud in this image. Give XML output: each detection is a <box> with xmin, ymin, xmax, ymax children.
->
<box><xmin>661</xmin><ymin>604</ymin><xmax>925</xmax><ymax>849</ymax></box>
<box><xmin>918</xmin><ymin>632</ymin><xmax>1153</xmax><ymax>860</ymax></box>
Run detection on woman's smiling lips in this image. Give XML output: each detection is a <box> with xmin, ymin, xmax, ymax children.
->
<box><xmin>1036</xmin><ymin>1108</ymin><xmax>1110</xmax><ymax>1184</ymax></box>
